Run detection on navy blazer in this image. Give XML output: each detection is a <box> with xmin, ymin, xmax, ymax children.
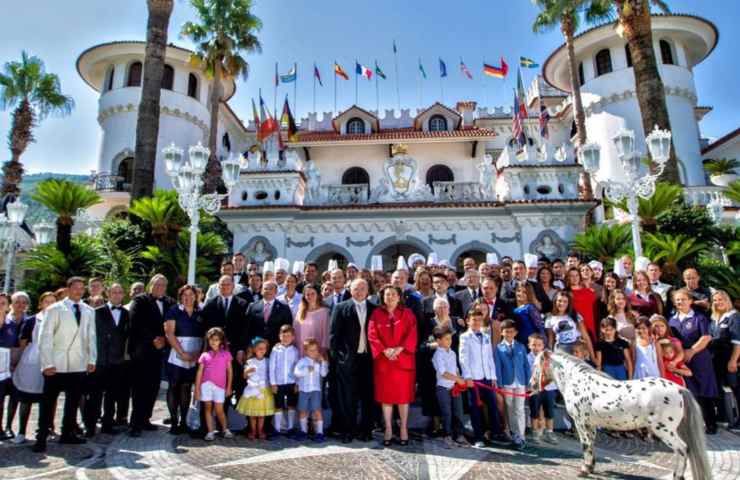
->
<box><xmin>494</xmin><ymin>340</ymin><xmax>531</xmax><ymax>387</ymax></box>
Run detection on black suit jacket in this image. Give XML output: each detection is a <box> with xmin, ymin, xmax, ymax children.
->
<box><xmin>232</xmin><ymin>271</ymin><xmax>250</xmax><ymax>288</ymax></box>
<box><xmin>201</xmin><ymin>295</ymin><xmax>249</xmax><ymax>354</ymax></box>
<box><xmin>329</xmin><ymin>298</ymin><xmax>377</xmax><ymax>368</ymax></box>
<box><xmin>245</xmin><ymin>299</ymin><xmax>293</xmax><ymax>348</ymax></box>
<box><xmin>95</xmin><ymin>305</ymin><xmax>129</xmax><ymax>367</ymax></box>
<box><xmin>455</xmin><ymin>287</ymin><xmax>482</xmax><ymax>318</ymax></box>
<box><xmin>237</xmin><ymin>288</ymin><xmax>259</xmax><ymax>304</ymax></box>
<box><xmin>128</xmin><ymin>293</ymin><xmax>175</xmax><ymax>360</ymax></box>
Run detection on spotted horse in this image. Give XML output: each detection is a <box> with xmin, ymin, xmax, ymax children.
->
<box><xmin>529</xmin><ymin>351</ymin><xmax>711</xmax><ymax>479</ymax></box>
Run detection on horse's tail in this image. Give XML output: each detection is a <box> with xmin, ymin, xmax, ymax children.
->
<box><xmin>678</xmin><ymin>388</ymin><xmax>712</xmax><ymax>480</ymax></box>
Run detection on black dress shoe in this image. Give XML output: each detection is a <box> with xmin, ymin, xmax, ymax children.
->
<box><xmin>128</xmin><ymin>428</ymin><xmax>142</xmax><ymax>438</ymax></box>
<box><xmin>31</xmin><ymin>440</ymin><xmax>47</xmax><ymax>453</ymax></box>
<box><xmin>168</xmin><ymin>425</ymin><xmax>182</xmax><ymax>435</ymax></box>
<box><xmin>163</xmin><ymin>417</ymin><xmax>172</xmax><ymax>425</ymax></box>
<box><xmin>59</xmin><ymin>435</ymin><xmax>87</xmax><ymax>445</ymax></box>
<box><xmin>143</xmin><ymin>423</ymin><xmax>158</xmax><ymax>431</ymax></box>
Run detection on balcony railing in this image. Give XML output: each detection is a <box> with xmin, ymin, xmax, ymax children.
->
<box><xmin>325</xmin><ymin>183</ymin><xmax>369</xmax><ymax>205</ymax></box>
<box><xmin>684</xmin><ymin>185</ymin><xmax>737</xmax><ymax>207</ymax></box>
<box><xmin>91</xmin><ymin>172</ymin><xmax>130</xmax><ymax>193</ymax></box>
<box><xmin>432</xmin><ymin>181</ymin><xmax>483</xmax><ymax>202</ymax></box>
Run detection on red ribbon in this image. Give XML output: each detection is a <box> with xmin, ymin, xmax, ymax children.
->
<box><xmin>451</xmin><ymin>381</ymin><xmax>532</xmax><ymax>406</ymax></box>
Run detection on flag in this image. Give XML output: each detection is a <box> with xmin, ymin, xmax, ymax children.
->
<box><xmin>334</xmin><ymin>62</ymin><xmax>349</xmax><ymax>80</ymax></box>
<box><xmin>516</xmin><ymin>67</ymin><xmax>529</xmax><ymax>117</ymax></box>
<box><xmin>539</xmin><ymin>101</ymin><xmax>550</xmax><ymax>140</ymax></box>
<box><xmin>313</xmin><ymin>63</ymin><xmax>322</xmax><ymax>86</ymax></box>
<box><xmin>280</xmin><ymin>65</ymin><xmax>297</xmax><ymax>83</ymax></box>
<box><xmin>251</xmin><ymin>98</ymin><xmax>261</xmax><ymax>141</ymax></box>
<box><xmin>356</xmin><ymin>61</ymin><xmax>372</xmax><ymax>80</ymax></box>
<box><xmin>259</xmin><ymin>94</ymin><xmax>278</xmax><ymax>141</ymax></box>
<box><xmin>281</xmin><ymin>95</ymin><xmax>298</xmax><ymax>142</ymax></box>
<box><xmin>460</xmin><ymin>58</ymin><xmax>473</xmax><ymax>80</ymax></box>
<box><xmin>520</xmin><ymin>56</ymin><xmax>540</xmax><ymax>69</ymax></box>
<box><xmin>483</xmin><ymin>57</ymin><xmax>508</xmax><ymax>78</ymax></box>
<box><xmin>375</xmin><ymin>61</ymin><xmax>387</xmax><ymax>79</ymax></box>
<box><xmin>512</xmin><ymin>89</ymin><xmax>526</xmax><ymax>148</ymax></box>
<box><xmin>393</xmin><ymin>40</ymin><xmax>397</xmax><ymax>54</ymax></box>
<box><xmin>439</xmin><ymin>58</ymin><xmax>447</xmax><ymax>78</ymax></box>
<box><xmin>418</xmin><ymin>58</ymin><xmax>427</xmax><ymax>79</ymax></box>
<box><xmin>274</xmin><ymin>62</ymin><xmax>279</xmax><ymax>87</ymax></box>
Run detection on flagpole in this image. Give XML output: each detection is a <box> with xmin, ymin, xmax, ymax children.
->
<box><xmin>274</xmin><ymin>62</ymin><xmax>278</xmax><ymax>121</ymax></box>
<box><xmin>312</xmin><ymin>63</ymin><xmax>317</xmax><ymax>114</ymax></box>
<box><xmin>354</xmin><ymin>59</ymin><xmax>359</xmax><ymax>105</ymax></box>
<box><xmin>393</xmin><ymin>40</ymin><xmax>400</xmax><ymax>111</ymax></box>
<box><xmin>333</xmin><ymin>62</ymin><xmax>337</xmax><ymax>116</ymax></box>
<box><xmin>417</xmin><ymin>58</ymin><xmax>421</xmax><ymax>109</ymax></box>
<box><xmin>440</xmin><ymin>74</ymin><xmax>444</xmax><ymax>105</ymax></box>
<box><xmin>293</xmin><ymin>62</ymin><xmax>297</xmax><ymax>119</ymax></box>
<box><xmin>375</xmin><ymin>61</ymin><xmax>379</xmax><ymax>114</ymax></box>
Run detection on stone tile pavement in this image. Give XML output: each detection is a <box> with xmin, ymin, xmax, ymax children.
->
<box><xmin>2</xmin><ymin>394</ymin><xmax>740</xmax><ymax>480</ymax></box>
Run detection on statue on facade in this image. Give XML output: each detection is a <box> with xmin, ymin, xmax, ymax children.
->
<box><xmin>369</xmin><ymin>177</ymin><xmax>391</xmax><ymax>203</ymax></box>
<box><xmin>477</xmin><ymin>155</ymin><xmax>496</xmax><ymax>200</ymax></box>
<box><xmin>305</xmin><ymin>161</ymin><xmax>321</xmax><ymax>203</ymax></box>
<box><xmin>247</xmin><ymin>145</ymin><xmax>262</xmax><ymax>170</ymax></box>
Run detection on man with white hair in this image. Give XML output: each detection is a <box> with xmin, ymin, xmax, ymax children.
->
<box><xmin>456</xmin><ymin>269</ymin><xmax>482</xmax><ymax>317</ymax></box>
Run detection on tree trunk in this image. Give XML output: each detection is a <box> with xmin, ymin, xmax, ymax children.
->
<box><xmin>131</xmin><ymin>0</ymin><xmax>174</xmax><ymax>202</ymax></box>
<box><xmin>562</xmin><ymin>16</ymin><xmax>594</xmax><ymax>201</ymax></box>
<box><xmin>619</xmin><ymin>0</ymin><xmax>680</xmax><ymax>184</ymax></box>
<box><xmin>2</xmin><ymin>99</ymin><xmax>34</xmax><ymax>198</ymax></box>
<box><xmin>56</xmin><ymin>217</ymin><xmax>73</xmax><ymax>256</ymax></box>
<box><xmin>204</xmin><ymin>61</ymin><xmax>224</xmax><ymax>194</ymax></box>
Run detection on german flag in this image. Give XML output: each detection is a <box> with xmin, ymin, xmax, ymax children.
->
<box><xmin>334</xmin><ymin>62</ymin><xmax>349</xmax><ymax>80</ymax></box>
<box><xmin>483</xmin><ymin>57</ymin><xmax>508</xmax><ymax>79</ymax></box>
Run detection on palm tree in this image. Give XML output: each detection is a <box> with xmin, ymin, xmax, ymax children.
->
<box><xmin>532</xmin><ymin>0</ymin><xmax>608</xmax><ymax>200</ymax></box>
<box><xmin>128</xmin><ymin>189</ymin><xmax>187</xmax><ymax>249</ymax></box>
<box><xmin>131</xmin><ymin>0</ymin><xmax>174</xmax><ymax>202</ymax></box>
<box><xmin>725</xmin><ymin>180</ymin><xmax>740</xmax><ymax>204</ymax></box>
<box><xmin>643</xmin><ymin>232</ymin><xmax>705</xmax><ymax>279</ymax></box>
<box><xmin>573</xmin><ymin>223</ymin><xmax>632</xmax><ymax>265</ymax></box>
<box><xmin>0</xmin><ymin>52</ymin><xmax>74</xmax><ymax>198</ymax></box>
<box><xmin>31</xmin><ymin>179</ymin><xmax>101</xmax><ymax>255</ymax></box>
<box><xmin>182</xmin><ymin>0</ymin><xmax>262</xmax><ymax>192</ymax></box>
<box><xmin>591</xmin><ymin>0</ymin><xmax>679</xmax><ymax>183</ymax></box>
<box><xmin>610</xmin><ymin>181</ymin><xmax>682</xmax><ymax>230</ymax></box>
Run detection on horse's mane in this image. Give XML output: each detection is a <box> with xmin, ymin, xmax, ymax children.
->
<box><xmin>551</xmin><ymin>352</ymin><xmax>613</xmax><ymax>379</ymax></box>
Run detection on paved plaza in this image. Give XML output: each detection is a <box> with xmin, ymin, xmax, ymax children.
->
<box><xmin>2</xmin><ymin>395</ymin><xmax>740</xmax><ymax>480</ymax></box>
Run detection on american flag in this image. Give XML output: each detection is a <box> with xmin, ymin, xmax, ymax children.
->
<box><xmin>512</xmin><ymin>90</ymin><xmax>526</xmax><ymax>148</ymax></box>
<box><xmin>539</xmin><ymin>101</ymin><xmax>550</xmax><ymax>140</ymax></box>
<box><xmin>460</xmin><ymin>58</ymin><xmax>473</xmax><ymax>80</ymax></box>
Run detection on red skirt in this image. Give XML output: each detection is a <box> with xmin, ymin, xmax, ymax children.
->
<box><xmin>373</xmin><ymin>362</ymin><xmax>416</xmax><ymax>404</ymax></box>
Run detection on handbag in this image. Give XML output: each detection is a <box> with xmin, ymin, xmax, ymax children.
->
<box><xmin>186</xmin><ymin>399</ymin><xmax>201</xmax><ymax>431</ymax></box>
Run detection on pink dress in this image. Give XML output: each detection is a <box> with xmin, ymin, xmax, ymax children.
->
<box><xmin>293</xmin><ymin>307</ymin><xmax>330</xmax><ymax>356</ymax></box>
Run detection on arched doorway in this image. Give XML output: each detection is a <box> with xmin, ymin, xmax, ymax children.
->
<box><xmin>314</xmin><ymin>252</ymin><xmax>349</xmax><ymax>272</ymax></box>
<box><xmin>454</xmin><ymin>250</ymin><xmax>487</xmax><ymax>272</ymax></box>
<box><xmin>450</xmin><ymin>241</ymin><xmax>499</xmax><ymax>272</ymax></box>
<box><xmin>365</xmin><ymin>235</ymin><xmax>431</xmax><ymax>271</ymax></box>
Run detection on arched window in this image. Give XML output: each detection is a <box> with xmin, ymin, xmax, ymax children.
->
<box><xmin>660</xmin><ymin>40</ymin><xmax>675</xmax><ymax>65</ymax></box>
<box><xmin>595</xmin><ymin>49</ymin><xmax>613</xmax><ymax>77</ymax></box>
<box><xmin>342</xmin><ymin>167</ymin><xmax>370</xmax><ymax>185</ymax></box>
<box><xmin>187</xmin><ymin>73</ymin><xmax>199</xmax><ymax>99</ymax></box>
<box><xmin>161</xmin><ymin>64</ymin><xmax>174</xmax><ymax>90</ymax></box>
<box><xmin>578</xmin><ymin>62</ymin><xmax>585</xmax><ymax>86</ymax></box>
<box><xmin>625</xmin><ymin>44</ymin><xmax>633</xmax><ymax>67</ymax></box>
<box><xmin>104</xmin><ymin>66</ymin><xmax>115</xmax><ymax>92</ymax></box>
<box><xmin>429</xmin><ymin>114</ymin><xmax>448</xmax><ymax>132</ymax></box>
<box><xmin>426</xmin><ymin>165</ymin><xmax>454</xmax><ymax>188</ymax></box>
<box><xmin>127</xmin><ymin>62</ymin><xmax>142</xmax><ymax>87</ymax></box>
<box><xmin>346</xmin><ymin>117</ymin><xmax>366</xmax><ymax>134</ymax></box>
<box><xmin>116</xmin><ymin>156</ymin><xmax>134</xmax><ymax>190</ymax></box>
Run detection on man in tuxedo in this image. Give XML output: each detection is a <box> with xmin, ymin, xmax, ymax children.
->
<box><xmin>237</xmin><ymin>272</ymin><xmax>261</xmax><ymax>304</ymax></box>
<box><xmin>329</xmin><ymin>279</ymin><xmax>376</xmax><ymax>443</ymax></box>
<box><xmin>481</xmin><ymin>276</ymin><xmax>510</xmax><ymax>324</ymax></box>
<box><xmin>329</xmin><ymin>269</ymin><xmax>351</xmax><ymax>307</ymax></box>
<box><xmin>33</xmin><ymin>277</ymin><xmax>97</xmax><ymax>452</ymax></box>
<box><xmin>127</xmin><ymin>274</ymin><xmax>174</xmax><ymax>437</ymax></box>
<box><xmin>202</xmin><ymin>275</ymin><xmax>249</xmax><ymax>405</ymax></box>
<box><xmin>83</xmin><ymin>283</ymin><xmax>129</xmax><ymax>436</ymax></box>
<box><xmin>232</xmin><ymin>252</ymin><xmax>249</xmax><ymax>292</ymax></box>
<box><xmin>422</xmin><ymin>273</ymin><xmax>463</xmax><ymax>323</ymax></box>
<box><xmin>455</xmin><ymin>269</ymin><xmax>482</xmax><ymax>318</ymax></box>
<box><xmin>245</xmin><ymin>281</ymin><xmax>292</xmax><ymax>349</ymax></box>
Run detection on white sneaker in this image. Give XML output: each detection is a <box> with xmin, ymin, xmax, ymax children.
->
<box><xmin>204</xmin><ymin>432</ymin><xmax>216</xmax><ymax>441</ymax></box>
<box><xmin>12</xmin><ymin>434</ymin><xmax>26</xmax><ymax>444</ymax></box>
<box><xmin>223</xmin><ymin>430</ymin><xmax>234</xmax><ymax>439</ymax></box>
<box><xmin>544</xmin><ymin>430</ymin><xmax>558</xmax><ymax>445</ymax></box>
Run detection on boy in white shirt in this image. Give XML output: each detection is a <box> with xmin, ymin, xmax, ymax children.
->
<box><xmin>293</xmin><ymin>338</ymin><xmax>328</xmax><ymax>442</ymax></box>
<box><xmin>431</xmin><ymin>326</ymin><xmax>469</xmax><ymax>448</ymax></box>
<box><xmin>269</xmin><ymin>325</ymin><xmax>299</xmax><ymax>435</ymax></box>
<box><xmin>527</xmin><ymin>333</ymin><xmax>558</xmax><ymax>445</ymax></box>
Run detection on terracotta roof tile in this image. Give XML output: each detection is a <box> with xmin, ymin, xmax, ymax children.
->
<box><xmin>292</xmin><ymin>126</ymin><xmax>496</xmax><ymax>143</ymax></box>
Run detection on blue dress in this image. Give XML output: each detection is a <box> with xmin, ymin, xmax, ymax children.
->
<box><xmin>669</xmin><ymin>309</ymin><xmax>718</xmax><ymax>399</ymax></box>
<box><xmin>164</xmin><ymin>305</ymin><xmax>205</xmax><ymax>384</ymax></box>
<box><xmin>513</xmin><ymin>303</ymin><xmax>544</xmax><ymax>349</ymax></box>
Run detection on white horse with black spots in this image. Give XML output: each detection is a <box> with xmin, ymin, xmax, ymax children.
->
<box><xmin>529</xmin><ymin>351</ymin><xmax>711</xmax><ymax>479</ymax></box>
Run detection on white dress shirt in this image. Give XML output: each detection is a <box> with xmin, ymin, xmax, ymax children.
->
<box><xmin>459</xmin><ymin>329</ymin><xmax>496</xmax><ymax>381</ymax></box>
<box><xmin>353</xmin><ymin>299</ymin><xmax>368</xmax><ymax>354</ymax></box>
<box><xmin>294</xmin><ymin>356</ymin><xmax>328</xmax><ymax>393</ymax></box>
<box><xmin>277</xmin><ymin>292</ymin><xmax>302</xmax><ymax>319</ymax></box>
<box><xmin>432</xmin><ymin>347</ymin><xmax>459</xmax><ymax>389</ymax></box>
<box><xmin>107</xmin><ymin>302</ymin><xmax>123</xmax><ymax>326</ymax></box>
<box><xmin>269</xmin><ymin>343</ymin><xmax>299</xmax><ymax>386</ymax></box>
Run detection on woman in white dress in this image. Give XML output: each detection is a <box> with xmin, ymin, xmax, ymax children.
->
<box><xmin>10</xmin><ymin>292</ymin><xmax>57</xmax><ymax>444</ymax></box>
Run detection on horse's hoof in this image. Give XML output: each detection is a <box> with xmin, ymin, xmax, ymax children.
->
<box><xmin>577</xmin><ymin>468</ymin><xmax>592</xmax><ymax>478</ymax></box>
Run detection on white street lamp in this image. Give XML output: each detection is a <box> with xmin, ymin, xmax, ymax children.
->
<box><xmin>164</xmin><ymin>142</ymin><xmax>242</xmax><ymax>285</ymax></box>
<box><xmin>1</xmin><ymin>200</ymin><xmax>28</xmax><ymax>293</ymax></box>
<box><xmin>707</xmin><ymin>199</ymin><xmax>729</xmax><ymax>265</ymax></box>
<box><xmin>34</xmin><ymin>221</ymin><xmax>55</xmax><ymax>245</ymax></box>
<box><xmin>579</xmin><ymin>125</ymin><xmax>671</xmax><ymax>257</ymax></box>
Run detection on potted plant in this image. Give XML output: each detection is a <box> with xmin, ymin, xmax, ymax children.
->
<box><xmin>704</xmin><ymin>158</ymin><xmax>739</xmax><ymax>187</ymax></box>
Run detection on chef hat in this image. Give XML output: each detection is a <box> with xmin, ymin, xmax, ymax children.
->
<box><xmin>292</xmin><ymin>260</ymin><xmax>305</xmax><ymax>275</ymax></box>
<box><xmin>524</xmin><ymin>253</ymin><xmax>539</xmax><ymax>269</ymax></box>
<box><xmin>346</xmin><ymin>262</ymin><xmax>359</xmax><ymax>271</ymax></box>
<box><xmin>263</xmin><ymin>261</ymin><xmax>274</xmax><ymax>273</ymax></box>
<box><xmin>396</xmin><ymin>255</ymin><xmax>409</xmax><ymax>271</ymax></box>
<box><xmin>328</xmin><ymin>259</ymin><xmax>339</xmax><ymax>272</ymax></box>
<box><xmin>588</xmin><ymin>260</ymin><xmax>604</xmax><ymax>271</ymax></box>
<box><xmin>486</xmin><ymin>252</ymin><xmax>499</xmax><ymax>266</ymax></box>
<box><xmin>439</xmin><ymin>259</ymin><xmax>450</xmax><ymax>268</ymax></box>
<box><xmin>371</xmin><ymin>255</ymin><xmax>384</xmax><ymax>272</ymax></box>
<box><xmin>408</xmin><ymin>253</ymin><xmax>426</xmax><ymax>267</ymax></box>
<box><xmin>275</xmin><ymin>257</ymin><xmax>290</xmax><ymax>272</ymax></box>
<box><xmin>426</xmin><ymin>252</ymin><xmax>440</xmax><ymax>266</ymax></box>
<box><xmin>613</xmin><ymin>258</ymin><xmax>626</xmax><ymax>278</ymax></box>
<box><xmin>635</xmin><ymin>256</ymin><xmax>651</xmax><ymax>273</ymax></box>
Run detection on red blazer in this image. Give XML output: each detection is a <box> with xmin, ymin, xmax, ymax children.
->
<box><xmin>368</xmin><ymin>305</ymin><xmax>417</xmax><ymax>372</ymax></box>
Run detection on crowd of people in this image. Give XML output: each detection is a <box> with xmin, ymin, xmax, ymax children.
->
<box><xmin>0</xmin><ymin>249</ymin><xmax>738</xmax><ymax>454</ymax></box>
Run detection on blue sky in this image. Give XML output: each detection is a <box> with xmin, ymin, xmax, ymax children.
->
<box><xmin>0</xmin><ymin>0</ymin><xmax>737</xmax><ymax>174</ymax></box>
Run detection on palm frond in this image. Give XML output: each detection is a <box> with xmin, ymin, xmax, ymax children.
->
<box><xmin>724</xmin><ymin>180</ymin><xmax>740</xmax><ymax>204</ymax></box>
<box><xmin>31</xmin><ymin>179</ymin><xmax>101</xmax><ymax>218</ymax></box>
<box><xmin>573</xmin><ymin>224</ymin><xmax>632</xmax><ymax>266</ymax></box>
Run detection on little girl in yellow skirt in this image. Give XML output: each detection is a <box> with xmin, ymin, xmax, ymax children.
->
<box><xmin>236</xmin><ymin>337</ymin><xmax>274</xmax><ymax>440</ymax></box>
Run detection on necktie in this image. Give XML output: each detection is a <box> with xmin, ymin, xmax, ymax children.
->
<box><xmin>73</xmin><ymin>303</ymin><xmax>81</xmax><ymax>325</ymax></box>
<box><xmin>263</xmin><ymin>302</ymin><xmax>271</xmax><ymax>322</ymax></box>
<box><xmin>223</xmin><ymin>297</ymin><xmax>230</xmax><ymax>314</ymax></box>
<box><xmin>335</xmin><ymin>294</ymin><xmax>341</xmax><ymax>304</ymax></box>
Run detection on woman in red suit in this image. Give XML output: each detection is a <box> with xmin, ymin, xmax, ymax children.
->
<box><xmin>368</xmin><ymin>285</ymin><xmax>417</xmax><ymax>447</ymax></box>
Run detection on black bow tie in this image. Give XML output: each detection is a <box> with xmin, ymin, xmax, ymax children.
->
<box><xmin>111</xmin><ymin>305</ymin><xmax>123</xmax><ymax>311</ymax></box>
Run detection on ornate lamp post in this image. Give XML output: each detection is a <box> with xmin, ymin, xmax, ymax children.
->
<box><xmin>579</xmin><ymin>125</ymin><xmax>672</xmax><ymax>257</ymax></box>
<box><xmin>163</xmin><ymin>142</ymin><xmax>241</xmax><ymax>285</ymax></box>
<box><xmin>0</xmin><ymin>200</ymin><xmax>29</xmax><ymax>293</ymax></box>
<box><xmin>707</xmin><ymin>199</ymin><xmax>730</xmax><ymax>265</ymax></box>
<box><xmin>33</xmin><ymin>221</ymin><xmax>55</xmax><ymax>245</ymax></box>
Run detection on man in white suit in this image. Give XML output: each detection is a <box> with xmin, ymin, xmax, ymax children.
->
<box><xmin>33</xmin><ymin>277</ymin><xmax>96</xmax><ymax>453</ymax></box>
